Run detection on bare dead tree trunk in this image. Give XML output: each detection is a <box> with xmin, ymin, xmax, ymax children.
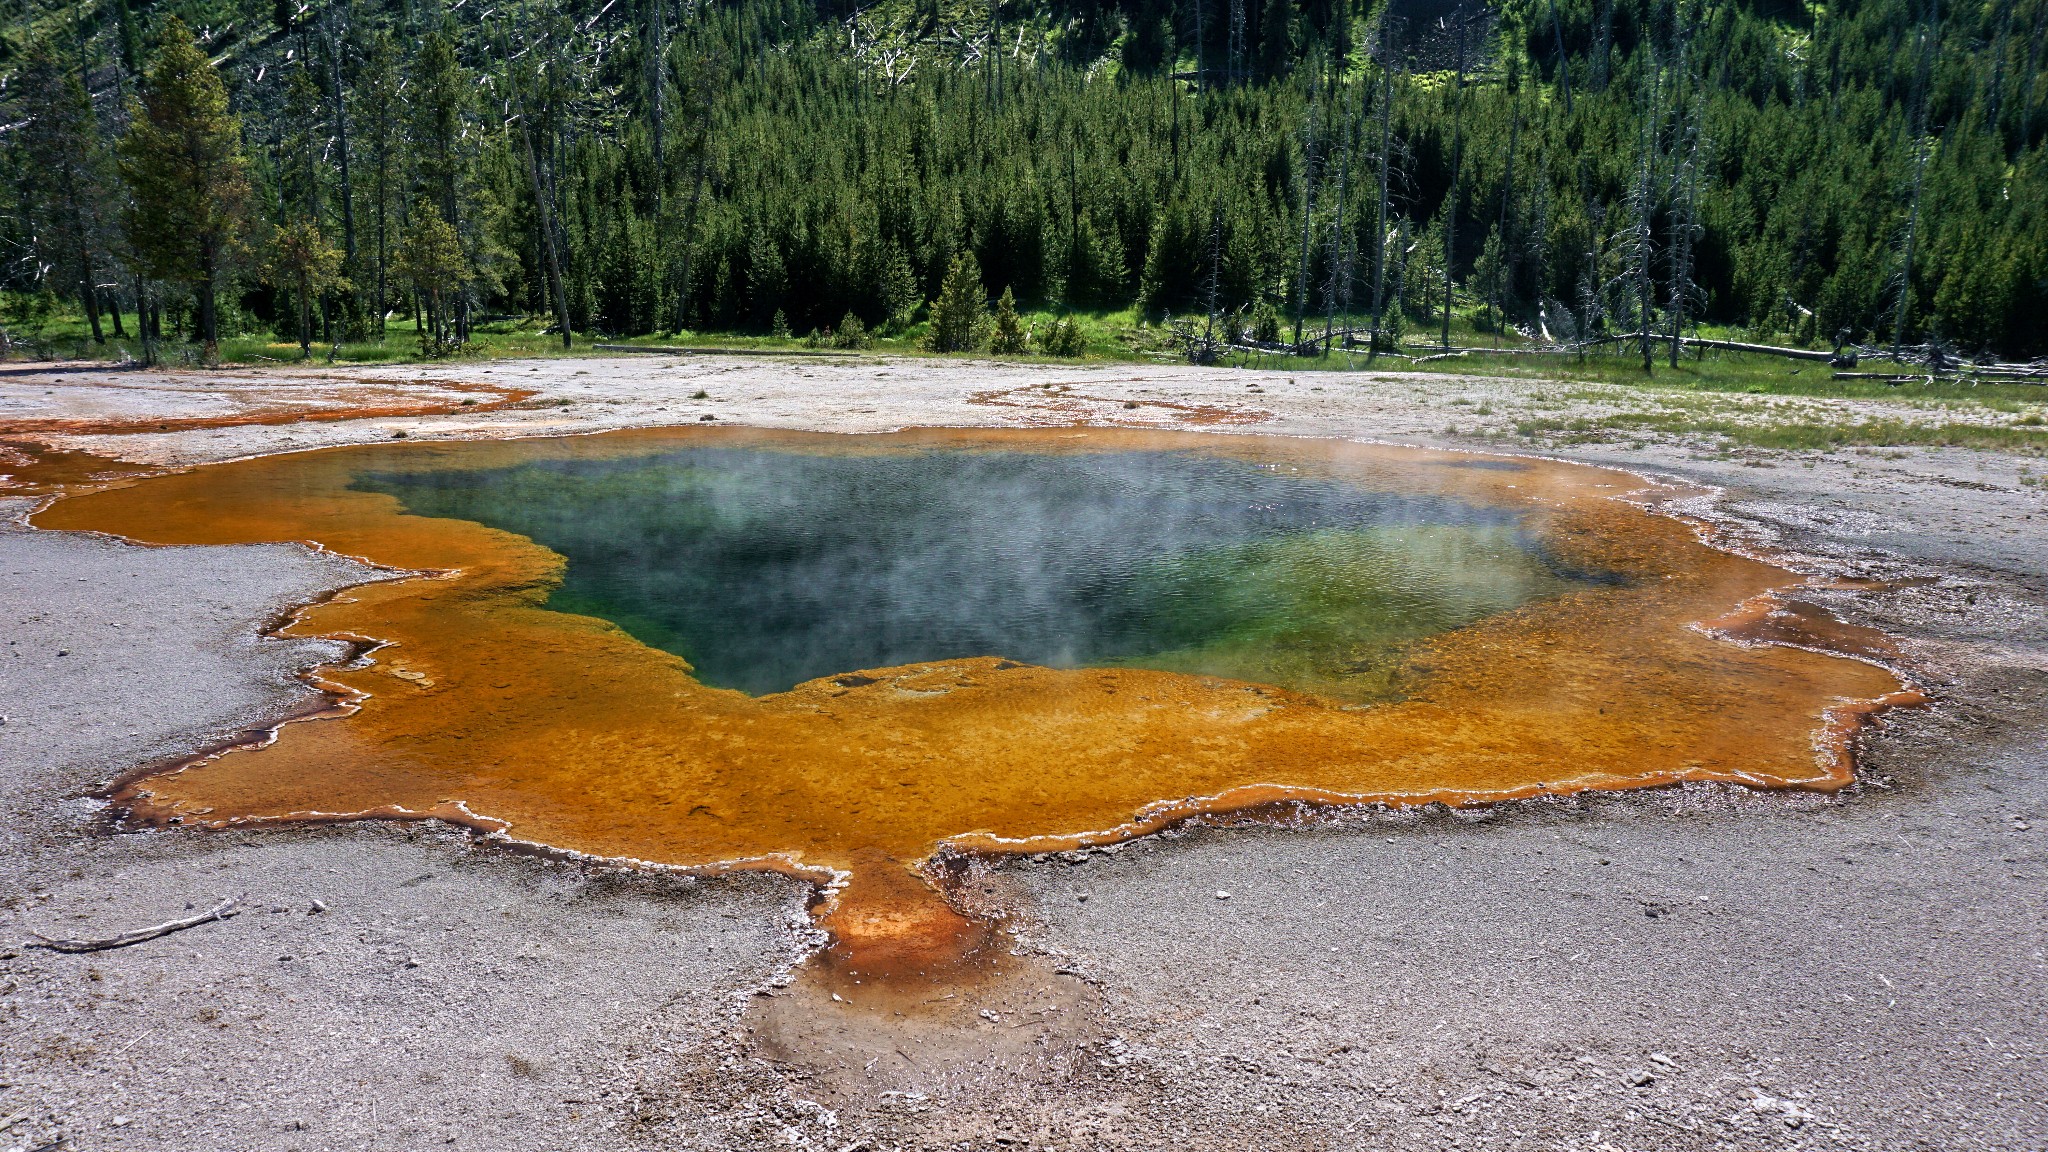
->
<box><xmin>1493</xmin><ymin>93</ymin><xmax>1519</xmax><ymax>347</ymax></box>
<box><xmin>1323</xmin><ymin>113</ymin><xmax>1350</xmax><ymax>354</ymax></box>
<box><xmin>325</xmin><ymin>7</ymin><xmax>357</xmax><ymax>268</ymax></box>
<box><xmin>1440</xmin><ymin>11</ymin><xmax>1471</xmax><ymax>351</ymax></box>
<box><xmin>60</xmin><ymin>158</ymin><xmax>105</xmax><ymax>344</ymax></box>
<box><xmin>1593</xmin><ymin>0</ymin><xmax>1614</xmax><ymax>92</ymax></box>
<box><xmin>1548</xmin><ymin>0</ymin><xmax>1573</xmax><ymax>113</ymax></box>
<box><xmin>1368</xmin><ymin>13</ymin><xmax>1397</xmax><ymax>356</ymax></box>
<box><xmin>648</xmin><ymin>0</ymin><xmax>667</xmax><ymax>214</ymax></box>
<box><xmin>1986</xmin><ymin>0</ymin><xmax>2013</xmax><ymax>139</ymax></box>
<box><xmin>1628</xmin><ymin>62</ymin><xmax>1660</xmax><ymax>373</ymax></box>
<box><xmin>1667</xmin><ymin>15</ymin><xmax>1692</xmax><ymax>369</ymax></box>
<box><xmin>502</xmin><ymin>16</ymin><xmax>573</xmax><ymax>349</ymax></box>
<box><xmin>1892</xmin><ymin>133</ymin><xmax>1929</xmax><ymax>359</ymax></box>
<box><xmin>1292</xmin><ymin>88</ymin><xmax>1321</xmax><ymax>349</ymax></box>
<box><xmin>1892</xmin><ymin>10</ymin><xmax>1940</xmax><ymax>358</ymax></box>
<box><xmin>1229</xmin><ymin>0</ymin><xmax>1247</xmax><ymax>85</ymax></box>
<box><xmin>2022</xmin><ymin>0</ymin><xmax>2046</xmax><ymax>146</ymax></box>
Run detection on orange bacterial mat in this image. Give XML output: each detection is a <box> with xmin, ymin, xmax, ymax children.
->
<box><xmin>35</xmin><ymin>426</ymin><xmax>1914</xmax><ymax>977</ymax></box>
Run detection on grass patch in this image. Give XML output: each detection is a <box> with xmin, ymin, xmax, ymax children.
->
<box><xmin>4</xmin><ymin>305</ymin><xmax>1169</xmax><ymax>366</ymax></box>
<box><xmin>1517</xmin><ymin>411</ymin><xmax>2048</xmax><ymax>453</ymax></box>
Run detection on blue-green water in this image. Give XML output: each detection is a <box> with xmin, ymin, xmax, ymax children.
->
<box><xmin>356</xmin><ymin>446</ymin><xmax>1599</xmax><ymax>699</ymax></box>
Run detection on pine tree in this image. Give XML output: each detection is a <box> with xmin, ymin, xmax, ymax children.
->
<box><xmin>406</xmin><ymin>31</ymin><xmax>475</xmax><ymax>344</ymax></box>
<box><xmin>16</xmin><ymin>47</ymin><xmax>117</xmax><ymax>344</ymax></box>
<box><xmin>393</xmin><ymin>204</ymin><xmax>469</xmax><ymax>354</ymax></box>
<box><xmin>1258</xmin><ymin>0</ymin><xmax>1295</xmax><ymax>80</ymax></box>
<box><xmin>117</xmin><ymin>17</ymin><xmax>253</xmax><ymax>364</ymax></box>
<box><xmin>270</xmin><ymin>218</ymin><xmax>349</xmax><ymax>358</ymax></box>
<box><xmin>878</xmin><ymin>244</ymin><xmax>922</xmax><ymax>331</ymax></box>
<box><xmin>989</xmin><ymin>285</ymin><xmax>1027</xmax><ymax>352</ymax></box>
<box><xmin>925</xmin><ymin>252</ymin><xmax>988</xmax><ymax>352</ymax></box>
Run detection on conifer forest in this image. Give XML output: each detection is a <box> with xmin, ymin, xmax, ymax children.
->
<box><xmin>3</xmin><ymin>0</ymin><xmax>2046</xmax><ymax>363</ymax></box>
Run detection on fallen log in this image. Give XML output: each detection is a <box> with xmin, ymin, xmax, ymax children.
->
<box><xmin>26</xmin><ymin>897</ymin><xmax>240</xmax><ymax>954</ymax></box>
<box><xmin>592</xmin><ymin>343</ymin><xmax>859</xmax><ymax>358</ymax></box>
<box><xmin>1677</xmin><ymin>337</ymin><xmax>1837</xmax><ymax>362</ymax></box>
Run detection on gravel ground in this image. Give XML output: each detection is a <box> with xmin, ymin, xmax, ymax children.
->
<box><xmin>2</xmin><ymin>355</ymin><xmax>2044</xmax><ymax>1151</ymax></box>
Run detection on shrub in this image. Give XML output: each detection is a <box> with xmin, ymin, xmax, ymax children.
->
<box><xmin>1041</xmin><ymin>316</ymin><xmax>1086</xmax><ymax>357</ymax></box>
<box><xmin>832</xmin><ymin>311</ymin><xmax>872</xmax><ymax>349</ymax></box>
<box><xmin>1251</xmin><ymin>301</ymin><xmax>1281</xmax><ymax>344</ymax></box>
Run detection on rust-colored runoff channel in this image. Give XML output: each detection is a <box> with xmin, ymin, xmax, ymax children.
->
<box><xmin>35</xmin><ymin>426</ymin><xmax>1916</xmax><ymax>983</ymax></box>
<box><xmin>1</xmin><ymin>440</ymin><xmax>162</xmax><ymax>496</ymax></box>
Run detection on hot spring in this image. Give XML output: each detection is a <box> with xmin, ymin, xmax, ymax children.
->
<box><xmin>37</xmin><ymin>426</ymin><xmax>1910</xmax><ymax>975</ymax></box>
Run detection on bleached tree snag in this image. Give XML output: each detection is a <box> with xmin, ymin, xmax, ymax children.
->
<box><xmin>27</xmin><ymin>898</ymin><xmax>241</xmax><ymax>954</ymax></box>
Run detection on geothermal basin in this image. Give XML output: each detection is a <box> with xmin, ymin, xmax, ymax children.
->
<box><xmin>33</xmin><ymin>425</ymin><xmax>1911</xmax><ymax>978</ymax></box>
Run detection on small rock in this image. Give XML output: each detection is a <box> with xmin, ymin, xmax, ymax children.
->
<box><xmin>1215</xmin><ymin>890</ymin><xmax>1231</xmax><ymax>900</ymax></box>
<box><xmin>1625</xmin><ymin>1070</ymin><xmax>1655</xmax><ymax>1087</ymax></box>
<box><xmin>1649</xmin><ymin>1052</ymin><xmax>1678</xmax><ymax>1068</ymax></box>
<box><xmin>110</xmin><ymin>1116</ymin><xmax>131</xmax><ymax>1128</ymax></box>
<box><xmin>308</xmin><ymin>899</ymin><xmax>328</xmax><ymax>915</ymax></box>
<box><xmin>1076</xmin><ymin>892</ymin><xmax>1090</xmax><ymax>902</ymax></box>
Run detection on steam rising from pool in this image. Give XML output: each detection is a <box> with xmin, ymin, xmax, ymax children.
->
<box><xmin>356</xmin><ymin>448</ymin><xmax>1593</xmax><ymax>698</ymax></box>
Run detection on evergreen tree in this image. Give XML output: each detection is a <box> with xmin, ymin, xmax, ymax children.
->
<box><xmin>1257</xmin><ymin>0</ymin><xmax>1295</xmax><ymax>80</ymax></box>
<box><xmin>270</xmin><ymin>218</ymin><xmax>349</xmax><ymax>358</ymax></box>
<box><xmin>15</xmin><ymin>47</ymin><xmax>117</xmax><ymax>344</ymax></box>
<box><xmin>925</xmin><ymin>252</ymin><xmax>988</xmax><ymax>352</ymax></box>
<box><xmin>989</xmin><ymin>285</ymin><xmax>1027</xmax><ymax>352</ymax></box>
<box><xmin>406</xmin><ymin>32</ymin><xmax>477</xmax><ymax>344</ymax></box>
<box><xmin>393</xmin><ymin>204</ymin><xmax>469</xmax><ymax>353</ymax></box>
<box><xmin>833</xmin><ymin>310</ymin><xmax>872</xmax><ymax>349</ymax></box>
<box><xmin>878</xmin><ymin>244</ymin><xmax>922</xmax><ymax>331</ymax></box>
<box><xmin>117</xmin><ymin>17</ymin><xmax>252</xmax><ymax>363</ymax></box>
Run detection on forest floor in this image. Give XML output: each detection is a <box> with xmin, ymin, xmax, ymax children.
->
<box><xmin>2</xmin><ymin>354</ymin><xmax>2044</xmax><ymax>1152</ymax></box>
